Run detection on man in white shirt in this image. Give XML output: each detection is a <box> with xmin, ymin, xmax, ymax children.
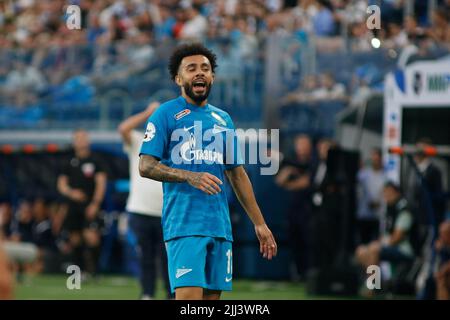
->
<box><xmin>356</xmin><ymin>148</ymin><xmax>386</xmax><ymax>244</ymax></box>
<box><xmin>311</xmin><ymin>73</ymin><xmax>346</xmax><ymax>101</ymax></box>
<box><xmin>179</xmin><ymin>5</ymin><xmax>208</xmax><ymax>40</ymax></box>
<box><xmin>118</xmin><ymin>101</ymin><xmax>171</xmax><ymax>299</ymax></box>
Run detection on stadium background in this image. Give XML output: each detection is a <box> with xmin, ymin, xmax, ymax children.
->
<box><xmin>0</xmin><ymin>0</ymin><xmax>449</xmax><ymax>299</ymax></box>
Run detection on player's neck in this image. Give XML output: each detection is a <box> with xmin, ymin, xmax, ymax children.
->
<box><xmin>76</xmin><ymin>149</ymin><xmax>90</xmax><ymax>159</ymax></box>
<box><xmin>182</xmin><ymin>93</ymin><xmax>207</xmax><ymax>107</ymax></box>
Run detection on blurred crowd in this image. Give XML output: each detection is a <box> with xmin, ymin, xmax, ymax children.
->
<box><xmin>0</xmin><ymin>198</ymin><xmax>66</xmax><ymax>275</ymax></box>
<box><xmin>0</xmin><ymin>0</ymin><xmax>449</xmax><ymax>112</ymax></box>
<box><xmin>276</xmin><ymin>134</ymin><xmax>450</xmax><ymax>299</ymax></box>
<box><xmin>1</xmin><ymin>0</ymin><xmax>449</xmax><ymax>49</ymax></box>
<box><xmin>0</xmin><ymin>130</ymin><xmax>106</xmax><ymax>278</ymax></box>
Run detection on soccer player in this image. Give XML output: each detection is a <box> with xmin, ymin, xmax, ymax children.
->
<box><xmin>118</xmin><ymin>101</ymin><xmax>172</xmax><ymax>299</ymax></box>
<box><xmin>139</xmin><ymin>43</ymin><xmax>277</xmax><ymax>300</ymax></box>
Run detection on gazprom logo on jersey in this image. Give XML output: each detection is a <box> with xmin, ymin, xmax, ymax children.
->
<box><xmin>171</xmin><ymin>121</ymin><xmax>225</xmax><ymax>165</ymax></box>
<box><xmin>169</xmin><ymin>121</ymin><xmax>280</xmax><ymax>175</ymax></box>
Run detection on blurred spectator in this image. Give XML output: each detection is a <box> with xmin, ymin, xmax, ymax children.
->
<box><xmin>276</xmin><ymin>134</ymin><xmax>314</xmax><ymax>280</ymax></box>
<box><xmin>355</xmin><ymin>182</ymin><xmax>415</xmax><ymax>271</ymax></box>
<box><xmin>134</xmin><ymin>9</ymin><xmax>154</xmax><ymax>37</ymax></box>
<box><xmin>53</xmin><ymin>74</ymin><xmax>95</xmax><ymax>104</ymax></box>
<box><xmin>282</xmin><ymin>72</ymin><xmax>347</xmax><ymax>105</ymax></box>
<box><xmin>234</xmin><ymin>17</ymin><xmax>258</xmax><ymax>61</ymax></box>
<box><xmin>309</xmin><ymin>138</ymin><xmax>338</xmax><ymax>269</ymax></box>
<box><xmin>384</xmin><ymin>22</ymin><xmax>409</xmax><ymax>48</ymax></box>
<box><xmin>57</xmin><ymin>129</ymin><xmax>107</xmax><ymax>278</ymax></box>
<box><xmin>180</xmin><ymin>4</ymin><xmax>208</xmax><ymax>40</ymax></box>
<box><xmin>403</xmin><ymin>15</ymin><xmax>427</xmax><ymax>43</ymax></box>
<box><xmin>311</xmin><ymin>72</ymin><xmax>346</xmax><ymax>101</ymax></box>
<box><xmin>118</xmin><ymin>101</ymin><xmax>172</xmax><ymax>300</ymax></box>
<box><xmin>402</xmin><ymin>38</ymin><xmax>440</xmax><ymax>66</ymax></box>
<box><xmin>427</xmin><ymin>10</ymin><xmax>450</xmax><ymax>43</ymax></box>
<box><xmin>0</xmin><ymin>203</ymin><xmax>13</xmax><ymax>240</ymax></box>
<box><xmin>172</xmin><ymin>6</ymin><xmax>187</xmax><ymax>39</ymax></box>
<box><xmin>3</xmin><ymin>58</ymin><xmax>47</xmax><ymax>98</ymax></box>
<box><xmin>86</xmin><ymin>14</ymin><xmax>106</xmax><ymax>44</ymax></box>
<box><xmin>435</xmin><ymin>221</ymin><xmax>450</xmax><ymax>300</ymax></box>
<box><xmin>104</xmin><ymin>13</ymin><xmax>127</xmax><ymax>42</ymax></box>
<box><xmin>439</xmin><ymin>0</ymin><xmax>450</xmax><ymax>14</ymax></box>
<box><xmin>312</xmin><ymin>0</ymin><xmax>336</xmax><ymax>37</ymax></box>
<box><xmin>290</xmin><ymin>0</ymin><xmax>317</xmax><ymax>34</ymax></box>
<box><xmin>333</xmin><ymin>0</ymin><xmax>366</xmax><ymax>27</ymax></box>
<box><xmin>406</xmin><ymin>138</ymin><xmax>446</xmax><ymax>239</ymax></box>
<box><xmin>379</xmin><ymin>0</ymin><xmax>403</xmax><ymax>25</ymax></box>
<box><xmin>356</xmin><ymin>148</ymin><xmax>386</xmax><ymax>244</ymax></box>
<box><xmin>311</xmin><ymin>138</ymin><xmax>334</xmax><ymax>190</ymax></box>
<box><xmin>282</xmin><ymin>74</ymin><xmax>318</xmax><ymax>104</ymax></box>
<box><xmin>0</xmin><ymin>238</ymin><xmax>13</xmax><ymax>299</ymax></box>
<box><xmin>93</xmin><ymin>33</ymin><xmax>155</xmax><ymax>85</ymax></box>
<box><xmin>349</xmin><ymin>21</ymin><xmax>372</xmax><ymax>51</ymax></box>
<box><xmin>10</xmin><ymin>200</ymin><xmax>34</xmax><ymax>243</ymax></box>
<box><xmin>154</xmin><ymin>4</ymin><xmax>177</xmax><ymax>40</ymax></box>
<box><xmin>349</xmin><ymin>75</ymin><xmax>372</xmax><ymax>107</ymax></box>
<box><xmin>31</xmin><ymin>197</ymin><xmax>58</xmax><ymax>273</ymax></box>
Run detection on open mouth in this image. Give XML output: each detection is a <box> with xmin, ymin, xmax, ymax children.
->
<box><xmin>192</xmin><ymin>79</ymin><xmax>207</xmax><ymax>90</ymax></box>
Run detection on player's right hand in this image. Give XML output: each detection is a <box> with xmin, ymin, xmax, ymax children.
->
<box><xmin>69</xmin><ymin>189</ymin><xmax>87</xmax><ymax>202</ymax></box>
<box><xmin>186</xmin><ymin>172</ymin><xmax>222</xmax><ymax>195</ymax></box>
<box><xmin>146</xmin><ymin>101</ymin><xmax>160</xmax><ymax>113</ymax></box>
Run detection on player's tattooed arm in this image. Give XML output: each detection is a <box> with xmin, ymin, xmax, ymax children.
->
<box><xmin>139</xmin><ymin>155</ymin><xmax>223</xmax><ymax>195</ymax></box>
<box><xmin>139</xmin><ymin>154</ymin><xmax>188</xmax><ymax>182</ymax></box>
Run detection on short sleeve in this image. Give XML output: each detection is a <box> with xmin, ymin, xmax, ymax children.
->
<box><xmin>93</xmin><ymin>155</ymin><xmax>107</xmax><ymax>174</ymax></box>
<box><xmin>123</xmin><ymin>130</ymin><xmax>143</xmax><ymax>155</ymax></box>
<box><xmin>139</xmin><ymin>106</ymin><xmax>170</xmax><ymax>160</ymax></box>
<box><xmin>60</xmin><ymin>161</ymin><xmax>70</xmax><ymax>176</ymax></box>
<box><xmin>395</xmin><ymin>211</ymin><xmax>413</xmax><ymax>232</ymax></box>
<box><xmin>224</xmin><ymin>116</ymin><xmax>244</xmax><ymax>170</ymax></box>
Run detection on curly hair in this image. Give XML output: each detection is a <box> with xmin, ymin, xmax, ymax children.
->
<box><xmin>168</xmin><ymin>43</ymin><xmax>218</xmax><ymax>81</ymax></box>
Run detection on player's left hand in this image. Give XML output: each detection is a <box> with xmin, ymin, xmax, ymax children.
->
<box><xmin>255</xmin><ymin>224</ymin><xmax>277</xmax><ymax>260</ymax></box>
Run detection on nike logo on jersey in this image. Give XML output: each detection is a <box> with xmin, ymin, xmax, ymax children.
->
<box><xmin>176</xmin><ymin>268</ymin><xmax>193</xmax><ymax>279</ymax></box>
<box><xmin>183</xmin><ymin>124</ymin><xmax>197</xmax><ymax>132</ymax></box>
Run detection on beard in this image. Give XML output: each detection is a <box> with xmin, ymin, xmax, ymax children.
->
<box><xmin>183</xmin><ymin>81</ymin><xmax>212</xmax><ymax>104</ymax></box>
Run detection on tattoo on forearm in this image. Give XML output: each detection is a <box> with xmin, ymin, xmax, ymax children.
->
<box><xmin>140</xmin><ymin>156</ymin><xmax>189</xmax><ymax>183</ymax></box>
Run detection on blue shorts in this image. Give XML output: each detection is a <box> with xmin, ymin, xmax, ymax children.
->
<box><xmin>166</xmin><ymin>236</ymin><xmax>233</xmax><ymax>293</ymax></box>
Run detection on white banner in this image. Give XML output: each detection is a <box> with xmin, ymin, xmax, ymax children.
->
<box><xmin>383</xmin><ymin>56</ymin><xmax>450</xmax><ymax>182</ymax></box>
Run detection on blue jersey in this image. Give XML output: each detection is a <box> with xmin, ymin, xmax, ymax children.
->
<box><xmin>139</xmin><ymin>96</ymin><xmax>243</xmax><ymax>242</ymax></box>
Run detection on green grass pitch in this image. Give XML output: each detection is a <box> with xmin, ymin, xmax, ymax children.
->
<box><xmin>14</xmin><ymin>275</ymin><xmax>355</xmax><ymax>300</ymax></box>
